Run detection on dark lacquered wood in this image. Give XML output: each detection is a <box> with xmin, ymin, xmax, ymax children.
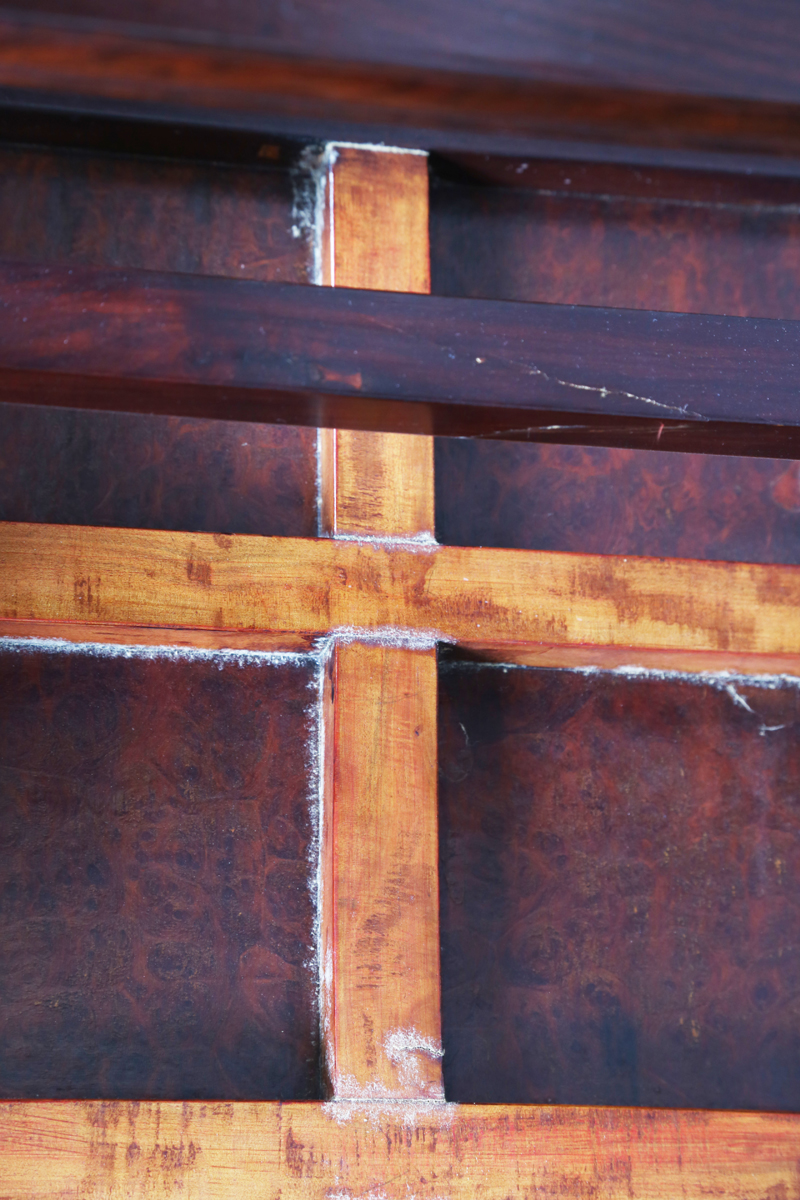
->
<box><xmin>4</xmin><ymin>16</ymin><xmax>800</xmax><ymax>172</ymax></box>
<box><xmin>7</xmin><ymin>0</ymin><xmax>800</xmax><ymax>106</ymax></box>
<box><xmin>4</xmin><ymin>262</ymin><xmax>800</xmax><ymax>455</ymax></box>
<box><xmin>433</xmin><ymin>154</ymin><xmax>800</xmax><ymax>205</ymax></box>
<box><xmin>0</xmin><ymin>404</ymin><xmax>317</xmax><ymax>535</ymax></box>
<box><xmin>435</xmin><ymin>440</ymin><xmax>800</xmax><ymax>564</ymax></box>
<box><xmin>0</xmin><ymin>103</ymin><xmax>307</xmax><ymax>167</ymax></box>
<box><xmin>431</xmin><ymin>167</ymin><xmax>800</xmax><ymax>321</ymax></box>
<box><xmin>439</xmin><ymin>662</ymin><xmax>800</xmax><ymax>1110</ymax></box>
<box><xmin>0</xmin><ymin>145</ymin><xmax>305</xmax><ymax>284</ymax></box>
<box><xmin>0</xmin><ymin>644</ymin><xmax>320</xmax><ymax>1100</ymax></box>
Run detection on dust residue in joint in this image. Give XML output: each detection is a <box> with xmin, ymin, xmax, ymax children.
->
<box><xmin>384</xmin><ymin>1027</ymin><xmax>445</xmax><ymax>1095</ymax></box>
<box><xmin>322</xmin><ymin>1092</ymin><xmax>456</xmax><ymax>1130</ymax></box>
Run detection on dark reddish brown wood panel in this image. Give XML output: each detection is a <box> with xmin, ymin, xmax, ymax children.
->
<box><xmin>0</xmin><ymin>144</ymin><xmax>306</xmax><ymax>283</ymax></box>
<box><xmin>435</xmin><ymin>440</ymin><xmax>800</xmax><ymax>564</ymax></box>
<box><xmin>430</xmin><ymin>161</ymin><xmax>800</xmax><ymax>320</ymax></box>
<box><xmin>431</xmin><ymin>157</ymin><xmax>800</xmax><ymax>560</ymax></box>
<box><xmin>8</xmin><ymin>1</ymin><xmax>800</xmax><ymax>105</ymax></box>
<box><xmin>4</xmin><ymin>262</ymin><xmax>800</xmax><ymax>454</ymax></box>
<box><xmin>0</xmin><ymin>404</ymin><xmax>318</xmax><ymax>536</ymax></box>
<box><xmin>439</xmin><ymin>661</ymin><xmax>800</xmax><ymax>1110</ymax></box>
<box><xmin>0</xmin><ymin>644</ymin><xmax>320</xmax><ymax>1100</ymax></box>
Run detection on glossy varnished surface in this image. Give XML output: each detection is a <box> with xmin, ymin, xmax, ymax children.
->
<box><xmin>0</xmin><ymin>405</ymin><xmax>318</xmax><ymax>536</ymax></box>
<box><xmin>435</xmin><ymin>440</ymin><xmax>800</xmax><ymax>564</ymax></box>
<box><xmin>7</xmin><ymin>1</ymin><xmax>800</xmax><ymax>106</ymax></box>
<box><xmin>439</xmin><ymin>662</ymin><xmax>800</xmax><ymax>1109</ymax></box>
<box><xmin>6</xmin><ymin>262</ymin><xmax>800</xmax><ymax>454</ymax></box>
<box><xmin>0</xmin><ymin>645</ymin><xmax>319</xmax><ymax>1099</ymax></box>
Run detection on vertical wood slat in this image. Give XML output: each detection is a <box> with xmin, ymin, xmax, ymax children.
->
<box><xmin>317</xmin><ymin>143</ymin><xmax>443</xmax><ymax>1098</ymax></box>
<box><xmin>318</xmin><ymin>144</ymin><xmax>434</xmax><ymax>541</ymax></box>
<box><xmin>323</xmin><ymin>644</ymin><xmax>443</xmax><ymax>1099</ymax></box>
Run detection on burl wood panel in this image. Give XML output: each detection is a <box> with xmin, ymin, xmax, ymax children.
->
<box><xmin>0</xmin><ymin>144</ymin><xmax>305</xmax><ymax>283</ymax></box>
<box><xmin>439</xmin><ymin>662</ymin><xmax>800</xmax><ymax>1109</ymax></box>
<box><xmin>0</xmin><ymin>645</ymin><xmax>320</xmax><ymax>1099</ymax></box>
<box><xmin>430</xmin><ymin>164</ymin><xmax>800</xmax><ymax>320</ymax></box>
<box><xmin>0</xmin><ymin>404</ymin><xmax>317</xmax><ymax>536</ymax></box>
<box><xmin>435</xmin><ymin>440</ymin><xmax>800</xmax><ymax>565</ymax></box>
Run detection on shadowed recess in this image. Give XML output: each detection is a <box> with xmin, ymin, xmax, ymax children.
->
<box><xmin>439</xmin><ymin>662</ymin><xmax>800</xmax><ymax>1109</ymax></box>
<box><xmin>430</xmin><ymin>163</ymin><xmax>800</xmax><ymax>320</ymax></box>
<box><xmin>0</xmin><ymin>406</ymin><xmax>318</xmax><ymax>536</ymax></box>
<box><xmin>435</xmin><ymin>440</ymin><xmax>800</xmax><ymax>564</ymax></box>
<box><xmin>0</xmin><ymin>145</ymin><xmax>306</xmax><ymax>284</ymax></box>
<box><xmin>0</xmin><ymin>646</ymin><xmax>320</xmax><ymax>1100</ymax></box>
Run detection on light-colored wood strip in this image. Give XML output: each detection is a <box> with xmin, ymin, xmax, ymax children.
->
<box><xmin>2</xmin><ymin>1100</ymin><xmax>799</xmax><ymax>1199</ymax></box>
<box><xmin>316</xmin><ymin>142</ymin><xmax>441</xmax><ymax>1100</ymax></box>
<box><xmin>320</xmin><ymin>144</ymin><xmax>430</xmax><ymax>294</ymax></box>
<box><xmin>319</xmin><ymin>426</ymin><xmax>434</xmax><ymax>539</ymax></box>
<box><xmin>318</xmin><ymin>142</ymin><xmax>434</xmax><ymax>539</ymax></box>
<box><xmin>322</xmin><ymin>643</ymin><xmax>442</xmax><ymax>1098</ymax></box>
<box><xmin>4</xmin><ymin>524</ymin><xmax>800</xmax><ymax>668</ymax></box>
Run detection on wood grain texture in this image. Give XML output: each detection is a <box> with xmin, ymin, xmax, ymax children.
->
<box><xmin>0</xmin><ymin>645</ymin><xmax>320</xmax><ymax>1100</ymax></box>
<box><xmin>318</xmin><ymin>145</ymin><xmax>434</xmax><ymax>539</ymax></box>
<box><xmin>1</xmin><ymin>1100</ymin><xmax>799</xmax><ymax>1199</ymax></box>
<box><xmin>5</xmin><ymin>11</ymin><xmax>800</xmax><ymax>170</ymax></box>
<box><xmin>5</xmin><ymin>261</ymin><xmax>800</xmax><ymax>454</ymax></box>
<box><xmin>0</xmin><ymin>143</ymin><xmax>305</xmax><ymax>283</ymax></box>
<box><xmin>435</xmin><ymin>440</ymin><xmax>800</xmax><ymax>566</ymax></box>
<box><xmin>10</xmin><ymin>0</ymin><xmax>800</xmax><ymax>104</ymax></box>
<box><xmin>316</xmin><ymin>146</ymin><xmax>441</xmax><ymax>1100</ymax></box>
<box><xmin>0</xmin><ymin>405</ymin><xmax>317</xmax><ymax>536</ymax></box>
<box><xmin>321</xmin><ymin>146</ymin><xmax>430</xmax><ymax>294</ymax></box>
<box><xmin>431</xmin><ymin>161</ymin><xmax>800</xmax><ymax>320</ymax></box>
<box><xmin>320</xmin><ymin>428</ymin><xmax>434</xmax><ymax>538</ymax></box>
<box><xmin>321</xmin><ymin>644</ymin><xmax>442</xmax><ymax>1099</ymax></box>
<box><xmin>5</xmin><ymin>524</ymin><xmax>800</xmax><ymax>669</ymax></box>
<box><xmin>439</xmin><ymin>663</ymin><xmax>800</xmax><ymax>1109</ymax></box>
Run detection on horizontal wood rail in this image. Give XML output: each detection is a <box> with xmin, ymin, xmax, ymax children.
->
<box><xmin>1</xmin><ymin>1099</ymin><xmax>798</xmax><ymax>1198</ymax></box>
<box><xmin>2</xmin><ymin>11</ymin><xmax>800</xmax><ymax>171</ymax></box>
<box><xmin>3</xmin><ymin>523</ymin><xmax>800</xmax><ymax>674</ymax></box>
<box><xmin>2</xmin><ymin>262</ymin><xmax>800</xmax><ymax>455</ymax></box>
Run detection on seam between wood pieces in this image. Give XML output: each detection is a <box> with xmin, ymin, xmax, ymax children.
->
<box><xmin>3</xmin><ymin>140</ymin><xmax>800</xmax><ymax>1195</ymax></box>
